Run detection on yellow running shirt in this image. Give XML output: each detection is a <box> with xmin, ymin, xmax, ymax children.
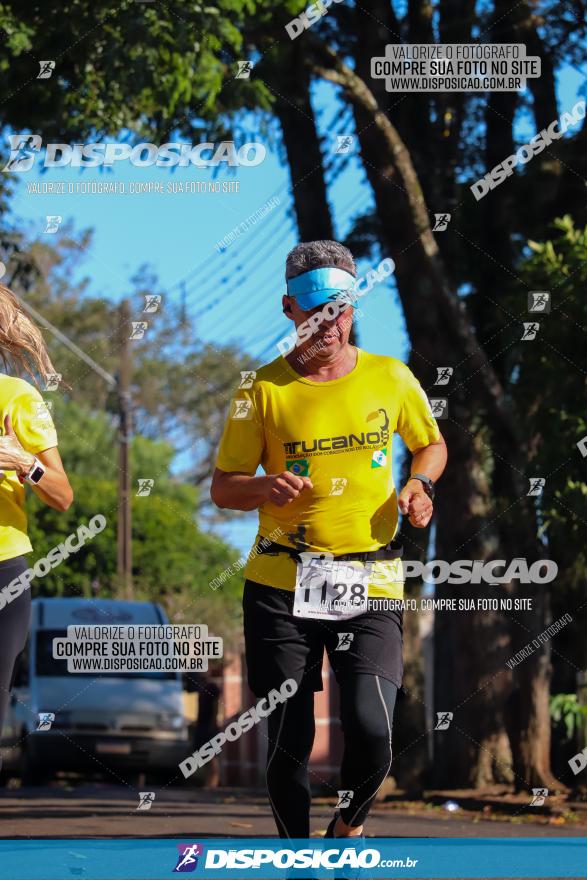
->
<box><xmin>216</xmin><ymin>349</ymin><xmax>440</xmax><ymax>598</ymax></box>
<box><xmin>0</xmin><ymin>376</ymin><xmax>58</xmax><ymax>562</ymax></box>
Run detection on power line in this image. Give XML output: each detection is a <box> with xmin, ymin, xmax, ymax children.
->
<box><xmin>173</xmin><ymin>180</ymin><xmax>372</xmax><ymax>353</ymax></box>
<box><xmin>192</xmin><ymin>193</ymin><xmax>289</xmax><ymax>288</ymax></box>
<box><xmin>192</xmin><ymin>222</ymin><xmax>296</xmax><ymax>321</ymax></box>
<box><xmin>234</xmin><ymin>194</ymin><xmax>379</xmax><ymax>352</ymax></box>
<box><xmin>167</xmin><ymin>182</ymin><xmax>291</xmax><ymax>294</ymax></box>
<box><xmin>168</xmin><ymin>179</ymin><xmax>368</xmax><ymax>328</ymax></box>
<box><xmin>209</xmin><ymin>190</ymin><xmax>372</xmax><ymax>340</ymax></box>
<box><xmin>183</xmin><ymin>207</ymin><xmax>295</xmax><ymax>307</ymax></box>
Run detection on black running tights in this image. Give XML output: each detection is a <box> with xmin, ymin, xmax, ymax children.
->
<box><xmin>0</xmin><ymin>556</ymin><xmax>31</xmax><ymax>766</ymax></box>
<box><xmin>265</xmin><ymin>674</ymin><xmax>397</xmax><ymax>838</ymax></box>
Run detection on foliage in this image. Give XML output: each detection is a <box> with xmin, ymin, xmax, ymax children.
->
<box><xmin>502</xmin><ymin>218</ymin><xmax>587</xmax><ymax>676</ymax></box>
<box><xmin>509</xmin><ymin>218</ymin><xmax>587</xmax><ymax>578</ymax></box>
<box><xmin>550</xmin><ymin>694</ymin><xmax>587</xmax><ymax>742</ymax></box>
<box><xmin>0</xmin><ymin>0</ymin><xmax>279</xmax><ymax>144</ymax></box>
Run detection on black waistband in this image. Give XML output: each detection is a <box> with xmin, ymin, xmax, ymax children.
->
<box><xmin>255</xmin><ymin>538</ymin><xmax>403</xmax><ymax>564</ymax></box>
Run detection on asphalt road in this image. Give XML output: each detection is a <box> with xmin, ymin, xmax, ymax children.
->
<box><xmin>0</xmin><ymin>784</ymin><xmax>584</xmax><ymax>839</ymax></box>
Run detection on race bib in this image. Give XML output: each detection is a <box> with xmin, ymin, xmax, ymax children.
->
<box><xmin>293</xmin><ymin>552</ymin><xmax>371</xmax><ymax>621</ymax></box>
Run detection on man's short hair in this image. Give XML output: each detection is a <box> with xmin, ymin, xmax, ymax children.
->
<box><xmin>285</xmin><ymin>240</ymin><xmax>357</xmax><ymax>280</ymax></box>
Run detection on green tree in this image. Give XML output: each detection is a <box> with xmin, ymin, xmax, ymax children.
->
<box><xmin>507</xmin><ymin>217</ymin><xmax>587</xmax><ymax>674</ymax></box>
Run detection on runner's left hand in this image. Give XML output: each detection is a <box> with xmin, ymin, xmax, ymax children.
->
<box><xmin>398</xmin><ymin>482</ymin><xmax>433</xmax><ymax>528</ymax></box>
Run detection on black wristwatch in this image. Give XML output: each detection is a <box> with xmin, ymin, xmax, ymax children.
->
<box><xmin>23</xmin><ymin>456</ymin><xmax>46</xmax><ymax>485</ymax></box>
<box><xmin>409</xmin><ymin>473</ymin><xmax>435</xmax><ymax>500</ymax></box>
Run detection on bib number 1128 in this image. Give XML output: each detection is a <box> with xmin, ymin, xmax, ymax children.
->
<box><xmin>302</xmin><ymin>580</ymin><xmax>366</xmax><ymax>605</ymax></box>
<box><xmin>293</xmin><ymin>553</ymin><xmax>371</xmax><ymax>621</ymax></box>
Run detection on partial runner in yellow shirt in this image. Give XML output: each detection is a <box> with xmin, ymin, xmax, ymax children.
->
<box><xmin>0</xmin><ymin>284</ymin><xmax>73</xmax><ymax>765</ymax></box>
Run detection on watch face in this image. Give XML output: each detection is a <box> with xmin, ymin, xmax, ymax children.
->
<box><xmin>29</xmin><ymin>465</ymin><xmax>45</xmax><ymax>484</ymax></box>
<box><xmin>420</xmin><ymin>478</ymin><xmax>434</xmax><ymax>499</ymax></box>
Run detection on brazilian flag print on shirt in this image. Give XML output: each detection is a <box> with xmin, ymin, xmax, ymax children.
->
<box><xmin>286</xmin><ymin>458</ymin><xmax>309</xmax><ymax>477</ymax></box>
<box><xmin>215</xmin><ymin>349</ymin><xmax>440</xmax><ymax>598</ymax></box>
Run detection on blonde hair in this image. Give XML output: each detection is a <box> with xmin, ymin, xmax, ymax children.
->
<box><xmin>0</xmin><ymin>284</ymin><xmax>57</xmax><ymax>386</ymax></box>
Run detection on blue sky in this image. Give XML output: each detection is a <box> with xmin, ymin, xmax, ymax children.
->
<box><xmin>7</xmin><ymin>69</ymin><xmax>585</xmax><ymax>554</ymax></box>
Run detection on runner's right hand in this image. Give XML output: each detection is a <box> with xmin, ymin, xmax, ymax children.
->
<box><xmin>265</xmin><ymin>472</ymin><xmax>313</xmax><ymax>506</ymax></box>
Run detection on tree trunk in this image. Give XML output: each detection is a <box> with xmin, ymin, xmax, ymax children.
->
<box><xmin>403</xmin><ymin>0</ymin><xmax>437</xmax><ymax>192</ymax></box>
<box><xmin>472</xmin><ymin>0</ymin><xmax>519</xmax><ymax>369</ymax></box>
<box><xmin>349</xmin><ymin>1</ymin><xmax>510</xmax><ymax>786</ymax></box>
<box><xmin>475</xmin><ymin>0</ymin><xmax>560</xmax><ymax>790</ymax></box>
<box><xmin>272</xmin><ymin>51</ymin><xmax>334</xmax><ymax>241</ymax></box>
<box><xmin>521</xmin><ymin>6</ymin><xmax>558</xmax><ymax>132</ymax></box>
<box><xmin>432</xmin><ymin>410</ymin><xmax>516</xmax><ymax>786</ymax></box>
<box><xmin>434</xmin><ymin>0</ymin><xmax>477</xmax><ymax>276</ymax></box>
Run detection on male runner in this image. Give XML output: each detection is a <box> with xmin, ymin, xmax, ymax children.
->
<box><xmin>211</xmin><ymin>240</ymin><xmax>447</xmax><ymax>839</ymax></box>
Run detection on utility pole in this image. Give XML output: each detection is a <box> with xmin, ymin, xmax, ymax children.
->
<box><xmin>117</xmin><ymin>299</ymin><xmax>133</xmax><ymax>599</ymax></box>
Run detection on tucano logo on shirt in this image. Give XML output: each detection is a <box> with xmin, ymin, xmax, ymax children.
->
<box><xmin>283</xmin><ymin>408</ymin><xmax>390</xmax><ymax>457</ymax></box>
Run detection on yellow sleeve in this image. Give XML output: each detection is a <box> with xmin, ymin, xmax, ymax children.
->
<box><xmin>396</xmin><ymin>366</ymin><xmax>440</xmax><ymax>452</ymax></box>
<box><xmin>215</xmin><ymin>385</ymin><xmax>264</xmax><ymax>475</ymax></box>
<box><xmin>9</xmin><ymin>388</ymin><xmax>58</xmax><ymax>454</ymax></box>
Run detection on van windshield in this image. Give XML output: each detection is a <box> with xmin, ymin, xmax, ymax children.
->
<box><xmin>36</xmin><ymin>630</ymin><xmax>178</xmax><ymax>680</ymax></box>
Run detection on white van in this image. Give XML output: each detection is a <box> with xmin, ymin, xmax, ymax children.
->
<box><xmin>1</xmin><ymin>598</ymin><xmax>190</xmax><ymax>780</ymax></box>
